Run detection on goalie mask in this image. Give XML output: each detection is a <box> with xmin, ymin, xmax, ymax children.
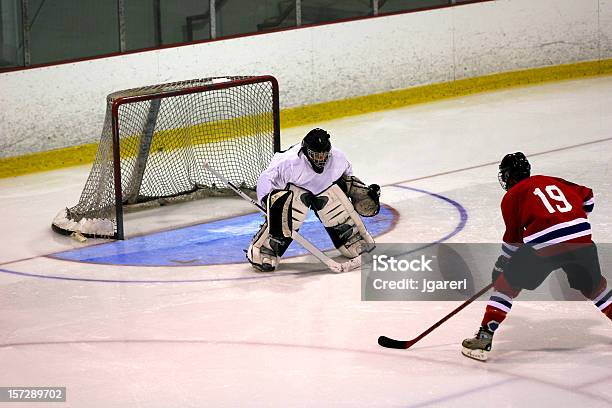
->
<box><xmin>302</xmin><ymin>128</ymin><xmax>332</xmax><ymax>174</ymax></box>
<box><xmin>498</xmin><ymin>152</ymin><xmax>531</xmax><ymax>190</ymax></box>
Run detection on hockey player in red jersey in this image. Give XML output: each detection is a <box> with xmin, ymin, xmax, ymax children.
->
<box><xmin>462</xmin><ymin>152</ymin><xmax>611</xmax><ymax>361</ymax></box>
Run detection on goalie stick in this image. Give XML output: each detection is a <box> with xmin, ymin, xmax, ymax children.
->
<box><xmin>201</xmin><ymin>162</ymin><xmax>361</xmax><ymax>273</ymax></box>
<box><xmin>378</xmin><ymin>282</ymin><xmax>494</xmax><ymax>349</ymax></box>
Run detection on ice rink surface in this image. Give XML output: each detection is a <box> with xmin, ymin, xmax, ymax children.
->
<box><xmin>1</xmin><ymin>76</ymin><xmax>611</xmax><ymax>407</ymax></box>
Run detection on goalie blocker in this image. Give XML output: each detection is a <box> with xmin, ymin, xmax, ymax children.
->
<box><xmin>247</xmin><ymin>176</ymin><xmax>379</xmax><ymax>271</ymax></box>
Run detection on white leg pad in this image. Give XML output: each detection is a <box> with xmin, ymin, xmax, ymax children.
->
<box><xmin>287</xmin><ymin>184</ymin><xmax>311</xmax><ymax>233</ymax></box>
<box><xmin>246</xmin><ymin>221</ymin><xmax>280</xmax><ymax>272</ymax></box>
<box><xmin>312</xmin><ymin>184</ymin><xmax>375</xmax><ymax>258</ymax></box>
<box><xmin>246</xmin><ymin>184</ymin><xmax>311</xmax><ymax>271</ymax></box>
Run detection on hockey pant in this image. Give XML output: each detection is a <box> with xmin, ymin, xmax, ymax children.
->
<box><xmin>483</xmin><ymin>243</ymin><xmax>611</xmax><ymax>332</ymax></box>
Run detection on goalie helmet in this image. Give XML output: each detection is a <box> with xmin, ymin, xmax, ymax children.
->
<box><xmin>498</xmin><ymin>152</ymin><xmax>531</xmax><ymax>190</ymax></box>
<box><xmin>302</xmin><ymin>128</ymin><xmax>332</xmax><ymax>174</ymax></box>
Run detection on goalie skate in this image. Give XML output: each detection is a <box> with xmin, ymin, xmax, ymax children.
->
<box><xmin>461</xmin><ymin>327</ymin><xmax>493</xmax><ymax>361</ymax></box>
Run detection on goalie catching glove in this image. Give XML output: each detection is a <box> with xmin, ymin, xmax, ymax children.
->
<box><xmin>336</xmin><ymin>175</ymin><xmax>381</xmax><ymax>217</ymax></box>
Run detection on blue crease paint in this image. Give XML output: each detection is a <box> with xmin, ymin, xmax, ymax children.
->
<box><xmin>50</xmin><ymin>205</ymin><xmax>397</xmax><ymax>266</ymax></box>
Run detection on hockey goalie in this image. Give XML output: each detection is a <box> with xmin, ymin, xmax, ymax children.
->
<box><xmin>246</xmin><ymin>128</ymin><xmax>381</xmax><ymax>272</ymax></box>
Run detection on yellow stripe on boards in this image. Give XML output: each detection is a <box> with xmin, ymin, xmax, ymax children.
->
<box><xmin>116</xmin><ymin>113</ymin><xmax>273</xmax><ymax>158</ymax></box>
<box><xmin>0</xmin><ymin>144</ymin><xmax>99</xmax><ymax>178</ymax></box>
<box><xmin>1</xmin><ymin>59</ymin><xmax>611</xmax><ymax>179</ymax></box>
<box><xmin>280</xmin><ymin>59</ymin><xmax>612</xmax><ymax>128</ymax></box>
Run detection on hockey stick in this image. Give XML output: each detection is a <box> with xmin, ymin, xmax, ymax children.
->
<box><xmin>378</xmin><ymin>282</ymin><xmax>494</xmax><ymax>349</ymax></box>
<box><xmin>201</xmin><ymin>162</ymin><xmax>361</xmax><ymax>273</ymax></box>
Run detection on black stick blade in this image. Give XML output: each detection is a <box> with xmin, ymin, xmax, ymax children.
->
<box><xmin>378</xmin><ymin>336</ymin><xmax>408</xmax><ymax>349</ymax></box>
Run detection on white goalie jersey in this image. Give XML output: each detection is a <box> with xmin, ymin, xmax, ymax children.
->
<box><xmin>256</xmin><ymin>144</ymin><xmax>353</xmax><ymax>203</ymax></box>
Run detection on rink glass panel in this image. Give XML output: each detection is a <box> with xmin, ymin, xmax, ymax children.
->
<box><xmin>2</xmin><ymin>1</ymin><xmax>489</xmax><ymax>69</ymax></box>
<box><xmin>27</xmin><ymin>0</ymin><xmax>119</xmax><ymax>65</ymax></box>
<box><xmin>378</xmin><ymin>1</ymin><xmax>452</xmax><ymax>14</ymax></box>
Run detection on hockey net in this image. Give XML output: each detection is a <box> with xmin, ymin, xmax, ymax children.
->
<box><xmin>52</xmin><ymin>76</ymin><xmax>280</xmax><ymax>239</ymax></box>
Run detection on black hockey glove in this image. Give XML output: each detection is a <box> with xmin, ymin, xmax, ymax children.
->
<box><xmin>492</xmin><ymin>255</ymin><xmax>509</xmax><ymax>283</ymax></box>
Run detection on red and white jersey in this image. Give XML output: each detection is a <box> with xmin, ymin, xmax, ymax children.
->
<box><xmin>501</xmin><ymin>175</ymin><xmax>594</xmax><ymax>257</ymax></box>
<box><xmin>256</xmin><ymin>144</ymin><xmax>353</xmax><ymax>203</ymax></box>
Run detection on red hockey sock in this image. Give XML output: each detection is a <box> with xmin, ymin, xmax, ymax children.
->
<box><xmin>481</xmin><ymin>291</ymin><xmax>514</xmax><ymax>332</ymax></box>
<box><xmin>602</xmin><ymin>303</ymin><xmax>612</xmax><ymax>321</ymax></box>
